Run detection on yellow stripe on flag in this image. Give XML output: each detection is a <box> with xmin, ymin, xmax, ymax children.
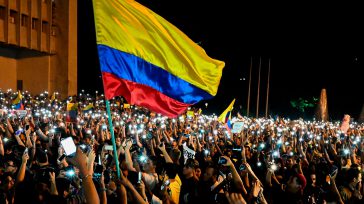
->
<box><xmin>218</xmin><ymin>99</ymin><xmax>235</xmax><ymax>123</ymax></box>
<box><xmin>92</xmin><ymin>0</ymin><xmax>224</xmax><ymax>96</ymax></box>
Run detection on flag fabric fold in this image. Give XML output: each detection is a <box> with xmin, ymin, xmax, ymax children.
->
<box><xmin>218</xmin><ymin>99</ymin><xmax>235</xmax><ymax>131</ymax></box>
<box><xmin>66</xmin><ymin>102</ymin><xmax>78</xmax><ymax>123</ymax></box>
<box><xmin>12</xmin><ymin>91</ymin><xmax>24</xmax><ymax>110</ymax></box>
<box><xmin>92</xmin><ymin>0</ymin><xmax>224</xmax><ymax>117</ymax></box>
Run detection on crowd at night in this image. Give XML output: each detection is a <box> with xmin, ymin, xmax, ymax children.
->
<box><xmin>1</xmin><ymin>0</ymin><xmax>363</xmax><ymax>204</ymax></box>
<box><xmin>0</xmin><ymin>90</ymin><xmax>363</xmax><ymax>204</ymax></box>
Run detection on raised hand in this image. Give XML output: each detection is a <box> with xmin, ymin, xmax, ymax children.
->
<box><xmin>225</xmin><ymin>192</ymin><xmax>247</xmax><ymax>204</ymax></box>
<box><xmin>22</xmin><ymin>151</ymin><xmax>29</xmax><ymax>163</ymax></box>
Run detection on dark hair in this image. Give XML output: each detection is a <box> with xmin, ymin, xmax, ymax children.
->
<box><xmin>35</xmin><ymin>148</ymin><xmax>48</xmax><ymax>164</ymax></box>
<box><xmin>184</xmin><ymin>158</ymin><xmax>199</xmax><ymax>169</ymax></box>
<box><xmin>169</xmin><ymin>148</ymin><xmax>181</xmax><ymax>162</ymax></box>
<box><xmin>206</xmin><ymin>164</ymin><xmax>219</xmax><ymax>177</ymax></box>
<box><xmin>148</xmin><ymin>155</ymin><xmax>158</xmax><ymax>166</ymax></box>
<box><xmin>346</xmin><ymin>167</ymin><xmax>360</xmax><ymax>183</ymax></box>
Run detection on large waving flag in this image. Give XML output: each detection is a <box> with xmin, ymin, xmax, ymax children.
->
<box><xmin>92</xmin><ymin>0</ymin><xmax>225</xmax><ymax>117</ymax></box>
<box><xmin>218</xmin><ymin>99</ymin><xmax>235</xmax><ymax>131</ymax></box>
<box><xmin>12</xmin><ymin>91</ymin><xmax>24</xmax><ymax>110</ymax></box>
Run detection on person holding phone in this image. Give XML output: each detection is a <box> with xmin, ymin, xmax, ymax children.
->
<box><xmin>338</xmin><ymin>167</ymin><xmax>362</xmax><ymax>203</ymax></box>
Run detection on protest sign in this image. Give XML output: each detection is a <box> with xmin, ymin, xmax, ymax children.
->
<box><xmin>182</xmin><ymin>143</ymin><xmax>195</xmax><ymax>164</ymax></box>
<box><xmin>232</xmin><ymin>121</ymin><xmax>244</xmax><ymax>133</ymax></box>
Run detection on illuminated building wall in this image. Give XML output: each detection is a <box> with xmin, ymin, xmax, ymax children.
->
<box><xmin>0</xmin><ymin>0</ymin><xmax>77</xmax><ymax>98</ymax></box>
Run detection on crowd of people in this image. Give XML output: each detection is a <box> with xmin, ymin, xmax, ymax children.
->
<box><xmin>0</xmin><ymin>89</ymin><xmax>363</xmax><ymax>204</ymax></box>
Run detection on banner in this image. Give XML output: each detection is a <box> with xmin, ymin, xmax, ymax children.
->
<box><xmin>182</xmin><ymin>143</ymin><xmax>195</xmax><ymax>164</ymax></box>
<box><xmin>16</xmin><ymin>110</ymin><xmax>28</xmax><ymax>118</ymax></box>
<box><xmin>232</xmin><ymin>121</ymin><xmax>244</xmax><ymax>133</ymax></box>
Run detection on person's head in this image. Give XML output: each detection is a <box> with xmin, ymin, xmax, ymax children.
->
<box><xmin>35</xmin><ymin>148</ymin><xmax>48</xmax><ymax>166</ymax></box>
<box><xmin>142</xmin><ymin>156</ymin><xmax>157</xmax><ymax>173</ymax></box>
<box><xmin>171</xmin><ymin>141</ymin><xmax>178</xmax><ymax>149</ymax></box>
<box><xmin>0</xmin><ymin>173</ymin><xmax>15</xmax><ymax>191</ymax></box>
<box><xmin>83</xmin><ymin>135</ymin><xmax>91</xmax><ymax>144</ymax></box>
<box><xmin>346</xmin><ymin>167</ymin><xmax>361</xmax><ymax>186</ymax></box>
<box><xmin>309</xmin><ymin>173</ymin><xmax>316</xmax><ymax>187</ymax></box>
<box><xmin>4</xmin><ymin>159</ymin><xmax>17</xmax><ymax>174</ymax></box>
<box><xmin>203</xmin><ymin>165</ymin><xmax>218</xmax><ymax>184</ymax></box>
<box><xmin>285</xmin><ymin>156</ymin><xmax>294</xmax><ymax>168</ymax></box>
<box><xmin>195</xmin><ymin>167</ymin><xmax>202</xmax><ymax>178</ymax></box>
<box><xmin>55</xmin><ymin>178</ymin><xmax>71</xmax><ymax>198</ymax></box>
<box><xmin>183</xmin><ymin>158</ymin><xmax>199</xmax><ymax>178</ymax></box>
<box><xmin>35</xmin><ymin>182</ymin><xmax>50</xmax><ymax>202</ymax></box>
<box><xmin>169</xmin><ymin>148</ymin><xmax>181</xmax><ymax>164</ymax></box>
<box><xmin>286</xmin><ymin>174</ymin><xmax>307</xmax><ymax>195</ymax></box>
<box><xmin>224</xmin><ymin>148</ymin><xmax>232</xmax><ymax>158</ymax></box>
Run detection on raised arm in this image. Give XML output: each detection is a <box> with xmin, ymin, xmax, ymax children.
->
<box><xmin>118</xmin><ymin>170</ymin><xmax>147</xmax><ymax>204</ymax></box>
<box><xmin>68</xmin><ymin>148</ymin><xmax>100</xmax><ymax>204</ymax></box>
<box><xmin>158</xmin><ymin>142</ymin><xmax>173</xmax><ymax>163</ymax></box>
<box><xmin>14</xmin><ymin>132</ymin><xmax>25</xmax><ymax>147</ymax></box>
<box><xmin>6</xmin><ymin>118</ymin><xmax>14</xmax><ymax>134</ymax></box>
<box><xmin>35</xmin><ymin>128</ymin><xmax>49</xmax><ymax>142</ymax></box>
<box><xmin>16</xmin><ymin>151</ymin><xmax>29</xmax><ymax>184</ymax></box>
<box><xmin>124</xmin><ymin>140</ymin><xmax>137</xmax><ymax>172</ymax></box>
<box><xmin>221</xmin><ymin>156</ymin><xmax>246</xmax><ymax>195</ymax></box>
<box><xmin>0</xmin><ymin>137</ymin><xmax>4</xmax><ymax>156</ymax></box>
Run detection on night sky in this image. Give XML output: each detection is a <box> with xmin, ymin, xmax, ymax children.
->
<box><xmin>78</xmin><ymin>0</ymin><xmax>363</xmax><ymax>120</ymax></box>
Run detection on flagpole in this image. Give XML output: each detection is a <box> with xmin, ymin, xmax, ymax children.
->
<box><xmin>265</xmin><ymin>58</ymin><xmax>271</xmax><ymax>118</ymax></box>
<box><xmin>256</xmin><ymin>57</ymin><xmax>261</xmax><ymax>118</ymax></box>
<box><xmin>105</xmin><ymin>100</ymin><xmax>121</xmax><ymax>178</ymax></box>
<box><xmin>247</xmin><ymin>57</ymin><xmax>252</xmax><ymax>117</ymax></box>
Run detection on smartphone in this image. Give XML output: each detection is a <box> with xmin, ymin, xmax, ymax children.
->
<box><xmin>94</xmin><ymin>164</ymin><xmax>103</xmax><ymax>179</ymax></box>
<box><xmin>218</xmin><ymin>157</ymin><xmax>227</xmax><ymax>165</ymax></box>
<box><xmin>161</xmin><ymin>179</ymin><xmax>170</xmax><ymax>190</ymax></box>
<box><xmin>24</xmin><ymin>147</ymin><xmax>28</xmax><ymax>154</ymax></box>
<box><xmin>137</xmin><ymin>172</ymin><xmax>142</xmax><ymax>184</ymax></box>
<box><xmin>25</xmin><ymin>125</ymin><xmax>30</xmax><ymax>131</ymax></box>
<box><xmin>58</xmin><ymin>153</ymin><xmax>66</xmax><ymax>163</ymax></box>
<box><xmin>104</xmin><ymin>145</ymin><xmax>113</xmax><ymax>151</ymax></box>
<box><xmin>61</xmin><ymin>137</ymin><xmax>77</xmax><ymax>156</ymax></box>
<box><xmin>239</xmin><ymin>163</ymin><xmax>246</xmax><ymax>171</ymax></box>
<box><xmin>329</xmin><ymin>165</ymin><xmax>338</xmax><ymax>178</ymax></box>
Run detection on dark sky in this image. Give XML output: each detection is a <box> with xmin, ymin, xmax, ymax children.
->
<box><xmin>78</xmin><ymin>0</ymin><xmax>363</xmax><ymax>120</ymax></box>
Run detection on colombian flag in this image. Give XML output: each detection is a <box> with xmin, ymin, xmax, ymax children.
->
<box><xmin>218</xmin><ymin>99</ymin><xmax>235</xmax><ymax>132</ymax></box>
<box><xmin>12</xmin><ymin>91</ymin><xmax>24</xmax><ymax>110</ymax></box>
<box><xmin>83</xmin><ymin>103</ymin><xmax>94</xmax><ymax>113</ymax></box>
<box><xmin>92</xmin><ymin>0</ymin><xmax>225</xmax><ymax>118</ymax></box>
<box><xmin>66</xmin><ymin>102</ymin><xmax>78</xmax><ymax>123</ymax></box>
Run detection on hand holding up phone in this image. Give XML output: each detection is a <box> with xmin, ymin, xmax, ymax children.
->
<box><xmin>158</xmin><ymin>142</ymin><xmax>165</xmax><ymax>151</ymax></box>
<box><xmin>22</xmin><ymin>149</ymin><xmax>29</xmax><ymax>163</ymax></box>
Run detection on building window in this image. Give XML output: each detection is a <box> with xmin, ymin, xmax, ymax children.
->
<box><xmin>0</xmin><ymin>6</ymin><xmax>5</xmax><ymax>20</ymax></box>
<box><xmin>42</xmin><ymin>21</ymin><xmax>48</xmax><ymax>33</ymax></box>
<box><xmin>21</xmin><ymin>14</ymin><xmax>29</xmax><ymax>27</ymax></box>
<box><xmin>32</xmin><ymin>18</ymin><xmax>38</xmax><ymax>30</ymax></box>
<box><xmin>9</xmin><ymin>10</ymin><xmax>18</xmax><ymax>24</ymax></box>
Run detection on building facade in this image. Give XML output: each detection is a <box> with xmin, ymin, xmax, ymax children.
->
<box><xmin>0</xmin><ymin>0</ymin><xmax>77</xmax><ymax>98</ymax></box>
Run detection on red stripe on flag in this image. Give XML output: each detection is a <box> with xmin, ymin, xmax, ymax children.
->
<box><xmin>102</xmin><ymin>72</ymin><xmax>191</xmax><ymax>118</ymax></box>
